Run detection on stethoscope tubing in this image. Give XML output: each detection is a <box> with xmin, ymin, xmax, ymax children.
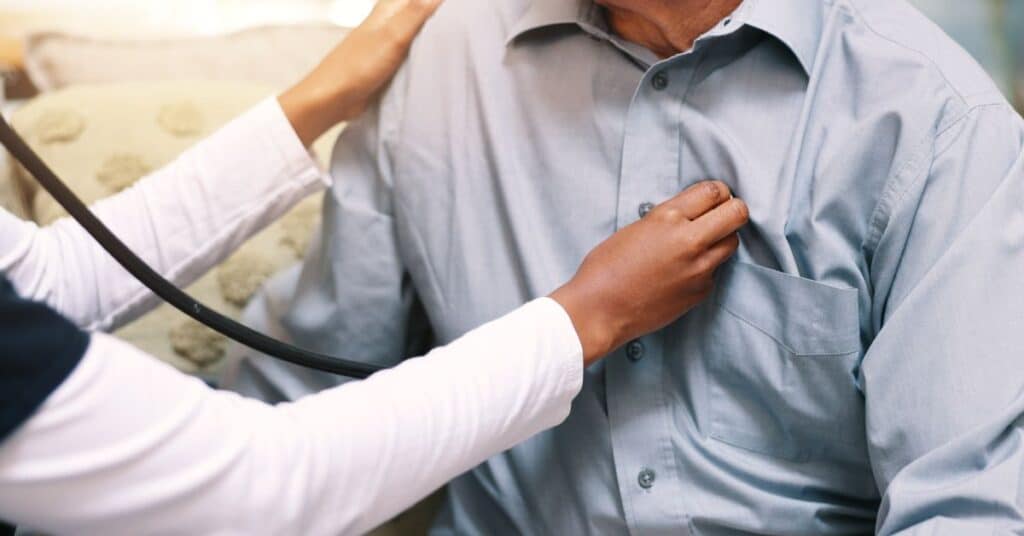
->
<box><xmin>0</xmin><ymin>114</ymin><xmax>385</xmax><ymax>379</ymax></box>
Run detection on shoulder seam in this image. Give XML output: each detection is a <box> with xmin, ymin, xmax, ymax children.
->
<box><xmin>862</xmin><ymin>101</ymin><xmax>1006</xmax><ymax>257</ymax></box>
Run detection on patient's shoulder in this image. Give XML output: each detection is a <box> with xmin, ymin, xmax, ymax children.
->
<box><xmin>843</xmin><ymin>0</ymin><xmax>1004</xmax><ymax>106</ymax></box>
<box><xmin>366</xmin><ymin>0</ymin><xmax>527</xmax><ymax>146</ymax></box>
<box><xmin>414</xmin><ymin>0</ymin><xmax>527</xmax><ymax>48</ymax></box>
<box><xmin>392</xmin><ymin>0</ymin><xmax>526</xmax><ymax>98</ymax></box>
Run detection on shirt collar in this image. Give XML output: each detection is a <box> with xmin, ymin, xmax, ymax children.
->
<box><xmin>506</xmin><ymin>0</ymin><xmax>824</xmax><ymax>75</ymax></box>
<box><xmin>505</xmin><ymin>0</ymin><xmax>607</xmax><ymax>45</ymax></box>
<box><xmin>742</xmin><ymin>0</ymin><xmax>824</xmax><ymax>74</ymax></box>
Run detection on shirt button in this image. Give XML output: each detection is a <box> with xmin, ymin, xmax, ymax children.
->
<box><xmin>626</xmin><ymin>340</ymin><xmax>646</xmax><ymax>362</ymax></box>
<box><xmin>638</xmin><ymin>468</ymin><xmax>656</xmax><ymax>489</ymax></box>
<box><xmin>651</xmin><ymin>71</ymin><xmax>669</xmax><ymax>91</ymax></box>
<box><xmin>638</xmin><ymin>202</ymin><xmax>655</xmax><ymax>218</ymax></box>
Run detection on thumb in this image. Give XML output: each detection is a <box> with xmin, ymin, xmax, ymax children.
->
<box><xmin>366</xmin><ymin>0</ymin><xmax>445</xmax><ymax>46</ymax></box>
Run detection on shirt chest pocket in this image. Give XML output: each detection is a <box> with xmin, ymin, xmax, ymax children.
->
<box><xmin>703</xmin><ymin>261</ymin><xmax>866</xmax><ymax>463</ymax></box>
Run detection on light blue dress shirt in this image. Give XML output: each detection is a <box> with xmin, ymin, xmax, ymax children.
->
<box><xmin>224</xmin><ymin>0</ymin><xmax>1024</xmax><ymax>533</ymax></box>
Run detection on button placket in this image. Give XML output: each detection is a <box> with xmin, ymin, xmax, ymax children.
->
<box><xmin>606</xmin><ymin>334</ymin><xmax>691</xmax><ymax>532</ymax></box>
<box><xmin>606</xmin><ymin>58</ymin><xmax>696</xmax><ymax>534</ymax></box>
<box><xmin>615</xmin><ymin>61</ymin><xmax>690</xmax><ymax>233</ymax></box>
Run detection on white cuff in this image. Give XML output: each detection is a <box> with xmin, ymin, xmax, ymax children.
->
<box><xmin>258</xmin><ymin>97</ymin><xmax>333</xmax><ymax>188</ymax></box>
<box><xmin>532</xmin><ymin>297</ymin><xmax>585</xmax><ymax>404</ymax></box>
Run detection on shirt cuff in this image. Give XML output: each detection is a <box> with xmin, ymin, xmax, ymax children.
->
<box><xmin>531</xmin><ymin>297</ymin><xmax>585</xmax><ymax>403</ymax></box>
<box><xmin>255</xmin><ymin>97</ymin><xmax>332</xmax><ymax>189</ymax></box>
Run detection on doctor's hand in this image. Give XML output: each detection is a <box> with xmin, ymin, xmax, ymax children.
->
<box><xmin>550</xmin><ymin>181</ymin><xmax>748</xmax><ymax>366</ymax></box>
<box><xmin>279</xmin><ymin>0</ymin><xmax>444</xmax><ymax>146</ymax></box>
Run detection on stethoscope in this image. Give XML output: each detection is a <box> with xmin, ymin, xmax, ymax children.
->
<box><xmin>0</xmin><ymin>115</ymin><xmax>384</xmax><ymax>379</ymax></box>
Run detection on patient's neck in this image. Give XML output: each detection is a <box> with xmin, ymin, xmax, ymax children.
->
<box><xmin>597</xmin><ymin>0</ymin><xmax>743</xmax><ymax>58</ymax></box>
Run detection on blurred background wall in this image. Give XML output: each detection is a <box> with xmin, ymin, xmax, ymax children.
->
<box><xmin>911</xmin><ymin>0</ymin><xmax>1024</xmax><ymax>110</ymax></box>
<box><xmin>0</xmin><ymin>0</ymin><xmax>374</xmax><ymax>36</ymax></box>
<box><xmin>0</xmin><ymin>0</ymin><xmax>374</xmax><ymax>99</ymax></box>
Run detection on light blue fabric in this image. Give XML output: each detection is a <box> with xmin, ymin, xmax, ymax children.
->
<box><xmin>909</xmin><ymin>0</ymin><xmax>1009</xmax><ymax>94</ymax></box>
<box><xmin>224</xmin><ymin>0</ymin><xmax>1024</xmax><ymax>533</ymax></box>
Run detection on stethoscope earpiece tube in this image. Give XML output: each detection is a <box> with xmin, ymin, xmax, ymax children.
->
<box><xmin>0</xmin><ymin>114</ymin><xmax>383</xmax><ymax>379</ymax></box>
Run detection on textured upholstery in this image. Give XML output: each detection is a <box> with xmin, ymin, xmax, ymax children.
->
<box><xmin>5</xmin><ymin>81</ymin><xmax>335</xmax><ymax>373</ymax></box>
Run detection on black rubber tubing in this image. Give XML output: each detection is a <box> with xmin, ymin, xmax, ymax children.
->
<box><xmin>0</xmin><ymin>114</ymin><xmax>384</xmax><ymax>379</ymax></box>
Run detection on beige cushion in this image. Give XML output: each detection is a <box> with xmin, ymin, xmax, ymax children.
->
<box><xmin>9</xmin><ymin>81</ymin><xmax>338</xmax><ymax>373</ymax></box>
<box><xmin>0</xmin><ymin>149</ymin><xmax>29</xmax><ymax>220</ymax></box>
<box><xmin>1</xmin><ymin>90</ymin><xmax>30</xmax><ymax>218</ymax></box>
<box><xmin>24</xmin><ymin>24</ymin><xmax>349</xmax><ymax>92</ymax></box>
<box><xmin>0</xmin><ymin>174</ymin><xmax>28</xmax><ymax>219</ymax></box>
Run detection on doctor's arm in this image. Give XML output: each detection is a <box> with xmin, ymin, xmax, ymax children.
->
<box><xmin>0</xmin><ymin>183</ymin><xmax>747</xmax><ymax>536</ymax></box>
<box><xmin>0</xmin><ymin>0</ymin><xmax>441</xmax><ymax>332</ymax></box>
<box><xmin>863</xmin><ymin>103</ymin><xmax>1024</xmax><ymax>535</ymax></box>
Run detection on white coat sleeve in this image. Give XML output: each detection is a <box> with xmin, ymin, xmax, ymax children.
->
<box><xmin>0</xmin><ymin>98</ymin><xmax>328</xmax><ymax>332</ymax></box>
<box><xmin>0</xmin><ymin>298</ymin><xmax>584</xmax><ymax>536</ymax></box>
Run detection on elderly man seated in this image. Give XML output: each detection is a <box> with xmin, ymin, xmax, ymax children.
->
<box><xmin>224</xmin><ymin>0</ymin><xmax>1024</xmax><ymax>533</ymax></box>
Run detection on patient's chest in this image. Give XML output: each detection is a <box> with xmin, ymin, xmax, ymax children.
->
<box><xmin>389</xmin><ymin>59</ymin><xmax>885</xmax><ymax>514</ymax></box>
<box><xmin>391</xmin><ymin>33</ymin><xmax>877</xmax><ymax>342</ymax></box>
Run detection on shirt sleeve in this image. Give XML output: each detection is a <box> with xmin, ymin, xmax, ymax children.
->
<box><xmin>223</xmin><ymin>83</ymin><xmax>432</xmax><ymax>402</ymax></box>
<box><xmin>862</xmin><ymin>102</ymin><xmax>1024</xmax><ymax>534</ymax></box>
<box><xmin>0</xmin><ymin>277</ymin><xmax>88</xmax><ymax>444</ymax></box>
<box><xmin>0</xmin><ymin>298</ymin><xmax>583</xmax><ymax>536</ymax></box>
<box><xmin>0</xmin><ymin>98</ymin><xmax>328</xmax><ymax>332</ymax></box>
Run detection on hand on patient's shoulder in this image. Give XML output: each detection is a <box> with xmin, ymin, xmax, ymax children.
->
<box><xmin>279</xmin><ymin>0</ymin><xmax>444</xmax><ymax>146</ymax></box>
<box><xmin>550</xmin><ymin>181</ymin><xmax>748</xmax><ymax>365</ymax></box>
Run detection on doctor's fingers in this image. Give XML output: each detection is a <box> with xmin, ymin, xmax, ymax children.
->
<box><xmin>367</xmin><ymin>0</ymin><xmax>445</xmax><ymax>45</ymax></box>
<box><xmin>693</xmin><ymin>233</ymin><xmax>741</xmax><ymax>276</ymax></box>
<box><xmin>688</xmin><ymin>198</ymin><xmax>749</xmax><ymax>249</ymax></box>
<box><xmin>654</xmin><ymin>180</ymin><xmax>732</xmax><ymax>222</ymax></box>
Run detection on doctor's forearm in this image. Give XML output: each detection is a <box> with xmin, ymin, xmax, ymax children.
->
<box><xmin>0</xmin><ymin>299</ymin><xmax>581</xmax><ymax>536</ymax></box>
<box><xmin>283</xmin><ymin>298</ymin><xmax>582</xmax><ymax>534</ymax></box>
